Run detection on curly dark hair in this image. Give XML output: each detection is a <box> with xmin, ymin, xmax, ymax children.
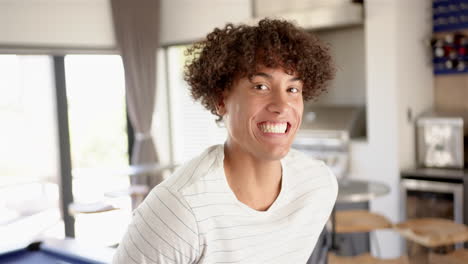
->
<box><xmin>184</xmin><ymin>18</ymin><xmax>335</xmax><ymax>120</ymax></box>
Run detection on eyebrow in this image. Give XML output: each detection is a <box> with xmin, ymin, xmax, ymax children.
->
<box><xmin>249</xmin><ymin>72</ymin><xmax>302</xmax><ymax>82</ymax></box>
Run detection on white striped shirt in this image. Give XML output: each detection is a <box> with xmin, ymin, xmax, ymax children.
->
<box><xmin>113</xmin><ymin>144</ymin><xmax>337</xmax><ymax>264</ymax></box>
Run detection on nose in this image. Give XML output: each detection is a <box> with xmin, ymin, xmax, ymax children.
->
<box><xmin>267</xmin><ymin>90</ymin><xmax>290</xmax><ymax>115</ymax></box>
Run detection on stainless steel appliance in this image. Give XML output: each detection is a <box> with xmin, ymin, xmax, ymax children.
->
<box><xmin>416</xmin><ymin>111</ymin><xmax>468</xmax><ymax>168</ymax></box>
<box><xmin>297</xmin><ymin>105</ymin><xmax>367</xmax><ymax>264</ymax></box>
<box><xmin>400</xmin><ymin>169</ymin><xmax>466</xmax><ymax>254</ymax></box>
<box><xmin>400</xmin><ymin>178</ymin><xmax>464</xmax><ymax>224</ymax></box>
<box><xmin>293</xmin><ymin>105</ymin><xmax>366</xmax><ymax>179</ymax></box>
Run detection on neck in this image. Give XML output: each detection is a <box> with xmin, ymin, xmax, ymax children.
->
<box><xmin>223</xmin><ymin>141</ymin><xmax>282</xmax><ymax>211</ymax></box>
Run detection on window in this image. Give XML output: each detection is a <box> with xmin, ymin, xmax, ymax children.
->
<box><xmin>165</xmin><ymin>46</ymin><xmax>227</xmax><ymax>164</ymax></box>
<box><xmin>64</xmin><ymin>55</ymin><xmax>131</xmax><ymax>246</ymax></box>
<box><xmin>0</xmin><ymin>55</ymin><xmax>63</xmax><ymax>246</ymax></box>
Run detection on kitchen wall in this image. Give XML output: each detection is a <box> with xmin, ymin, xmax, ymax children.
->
<box><xmin>314</xmin><ymin>26</ymin><xmax>367</xmax><ymax>106</ymax></box>
<box><xmin>364</xmin><ymin>0</ymin><xmax>433</xmax><ymax>257</ymax></box>
<box><xmin>434</xmin><ymin>74</ymin><xmax>468</xmax><ymax>112</ymax></box>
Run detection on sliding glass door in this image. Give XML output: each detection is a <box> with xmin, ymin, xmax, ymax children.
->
<box><xmin>166</xmin><ymin>46</ymin><xmax>227</xmax><ymax>163</ymax></box>
<box><xmin>64</xmin><ymin>55</ymin><xmax>131</xmax><ymax>246</ymax></box>
<box><xmin>0</xmin><ymin>54</ymin><xmax>132</xmax><ymax>247</ymax></box>
<box><xmin>0</xmin><ymin>55</ymin><xmax>63</xmax><ymax>246</ymax></box>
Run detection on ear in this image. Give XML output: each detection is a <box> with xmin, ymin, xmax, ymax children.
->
<box><xmin>216</xmin><ymin>97</ymin><xmax>226</xmax><ymax>116</ymax></box>
<box><xmin>216</xmin><ymin>90</ymin><xmax>229</xmax><ymax>116</ymax></box>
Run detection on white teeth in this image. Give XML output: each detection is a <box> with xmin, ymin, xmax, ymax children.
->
<box><xmin>259</xmin><ymin>123</ymin><xmax>288</xmax><ymax>133</ymax></box>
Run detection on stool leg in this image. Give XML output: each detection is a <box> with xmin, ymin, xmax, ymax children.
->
<box><xmin>331</xmin><ymin>206</ymin><xmax>337</xmax><ymax>251</ymax></box>
<box><xmin>371</xmin><ymin>231</ymin><xmax>381</xmax><ymax>258</ymax></box>
<box><xmin>349</xmin><ymin>235</ymin><xmax>357</xmax><ymax>256</ymax></box>
<box><xmin>426</xmin><ymin>247</ymin><xmax>432</xmax><ymax>264</ymax></box>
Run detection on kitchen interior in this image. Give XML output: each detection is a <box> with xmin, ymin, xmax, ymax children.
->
<box><xmin>1</xmin><ymin>0</ymin><xmax>468</xmax><ymax>263</ymax></box>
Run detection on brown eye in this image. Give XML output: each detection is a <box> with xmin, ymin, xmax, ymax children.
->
<box><xmin>254</xmin><ymin>84</ymin><xmax>268</xmax><ymax>91</ymax></box>
<box><xmin>288</xmin><ymin>87</ymin><xmax>300</xmax><ymax>93</ymax></box>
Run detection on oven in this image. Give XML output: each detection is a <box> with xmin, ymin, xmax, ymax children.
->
<box><xmin>400</xmin><ymin>168</ymin><xmax>467</xmax><ymax>255</ymax></box>
<box><xmin>400</xmin><ymin>178</ymin><xmax>463</xmax><ymax>224</ymax></box>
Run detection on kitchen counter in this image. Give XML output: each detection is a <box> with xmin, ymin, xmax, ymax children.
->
<box><xmin>401</xmin><ymin>167</ymin><xmax>468</xmax><ymax>182</ymax></box>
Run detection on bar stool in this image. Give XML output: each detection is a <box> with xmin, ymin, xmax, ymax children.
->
<box><xmin>394</xmin><ymin>218</ymin><xmax>468</xmax><ymax>263</ymax></box>
<box><xmin>394</xmin><ymin>218</ymin><xmax>468</xmax><ymax>248</ymax></box>
<box><xmin>335</xmin><ymin>210</ymin><xmax>393</xmax><ymax>256</ymax></box>
<box><xmin>328</xmin><ymin>253</ymin><xmax>409</xmax><ymax>264</ymax></box>
<box><xmin>429</xmin><ymin>248</ymin><xmax>468</xmax><ymax>264</ymax></box>
<box><xmin>336</xmin><ymin>210</ymin><xmax>393</xmax><ymax>233</ymax></box>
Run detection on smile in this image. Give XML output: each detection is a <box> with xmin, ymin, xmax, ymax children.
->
<box><xmin>258</xmin><ymin>121</ymin><xmax>291</xmax><ymax>134</ymax></box>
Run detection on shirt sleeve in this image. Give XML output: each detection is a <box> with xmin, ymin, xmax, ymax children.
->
<box><xmin>113</xmin><ymin>186</ymin><xmax>200</xmax><ymax>264</ymax></box>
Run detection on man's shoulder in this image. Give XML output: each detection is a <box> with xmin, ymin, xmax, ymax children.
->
<box><xmin>158</xmin><ymin>144</ymin><xmax>224</xmax><ymax>194</ymax></box>
<box><xmin>284</xmin><ymin>148</ymin><xmax>331</xmax><ymax>176</ymax></box>
<box><xmin>284</xmin><ymin>148</ymin><xmax>338</xmax><ymax>196</ymax></box>
<box><xmin>286</xmin><ymin>148</ymin><xmax>324</xmax><ymax>165</ymax></box>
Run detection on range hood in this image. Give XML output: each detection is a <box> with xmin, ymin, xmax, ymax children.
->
<box><xmin>298</xmin><ymin>105</ymin><xmax>366</xmax><ymax>139</ymax></box>
<box><xmin>250</xmin><ymin>1</ymin><xmax>364</xmax><ymax>31</ymax></box>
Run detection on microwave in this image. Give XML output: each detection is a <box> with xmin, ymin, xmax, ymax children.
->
<box><xmin>416</xmin><ymin>111</ymin><xmax>468</xmax><ymax>169</ymax></box>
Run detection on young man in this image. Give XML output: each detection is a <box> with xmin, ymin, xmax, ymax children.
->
<box><xmin>114</xmin><ymin>18</ymin><xmax>337</xmax><ymax>264</ymax></box>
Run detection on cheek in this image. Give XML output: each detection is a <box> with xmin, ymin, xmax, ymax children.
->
<box><xmin>291</xmin><ymin>99</ymin><xmax>303</xmax><ymax>114</ymax></box>
<box><xmin>298</xmin><ymin>103</ymin><xmax>304</xmax><ymax>116</ymax></box>
<box><xmin>232</xmin><ymin>97</ymin><xmax>259</xmax><ymax>118</ymax></box>
<box><xmin>225</xmin><ymin>98</ymin><xmax>249</xmax><ymax>130</ymax></box>
<box><xmin>292</xmin><ymin>100</ymin><xmax>304</xmax><ymax>127</ymax></box>
<box><xmin>228</xmin><ymin>103</ymin><xmax>243</xmax><ymax>123</ymax></box>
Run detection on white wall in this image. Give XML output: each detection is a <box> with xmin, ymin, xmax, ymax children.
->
<box><xmin>0</xmin><ymin>0</ymin><xmax>115</xmax><ymax>48</ymax></box>
<box><xmin>362</xmin><ymin>0</ymin><xmax>433</xmax><ymax>257</ymax></box>
<box><xmin>0</xmin><ymin>0</ymin><xmax>251</xmax><ymax>48</ymax></box>
<box><xmin>395</xmin><ymin>1</ymin><xmax>433</xmax><ymax>171</ymax></box>
<box><xmin>364</xmin><ymin>0</ymin><xmax>400</xmax><ymax>257</ymax></box>
<box><xmin>394</xmin><ymin>0</ymin><xmax>433</xmax><ymax>252</ymax></box>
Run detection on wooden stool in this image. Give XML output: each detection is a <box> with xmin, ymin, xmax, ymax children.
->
<box><xmin>336</xmin><ymin>210</ymin><xmax>393</xmax><ymax>233</ymax></box>
<box><xmin>394</xmin><ymin>218</ymin><xmax>468</xmax><ymax>248</ymax></box>
<box><xmin>335</xmin><ymin>210</ymin><xmax>392</xmax><ymax>256</ymax></box>
<box><xmin>429</xmin><ymin>248</ymin><xmax>468</xmax><ymax>264</ymax></box>
<box><xmin>328</xmin><ymin>253</ymin><xmax>409</xmax><ymax>264</ymax></box>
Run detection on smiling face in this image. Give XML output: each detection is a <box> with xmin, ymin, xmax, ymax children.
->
<box><xmin>219</xmin><ymin>66</ymin><xmax>304</xmax><ymax>161</ymax></box>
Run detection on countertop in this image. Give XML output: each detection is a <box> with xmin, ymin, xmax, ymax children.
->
<box><xmin>401</xmin><ymin>167</ymin><xmax>468</xmax><ymax>182</ymax></box>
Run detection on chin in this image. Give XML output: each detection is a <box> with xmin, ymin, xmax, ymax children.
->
<box><xmin>261</xmin><ymin>146</ymin><xmax>291</xmax><ymax>161</ymax></box>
